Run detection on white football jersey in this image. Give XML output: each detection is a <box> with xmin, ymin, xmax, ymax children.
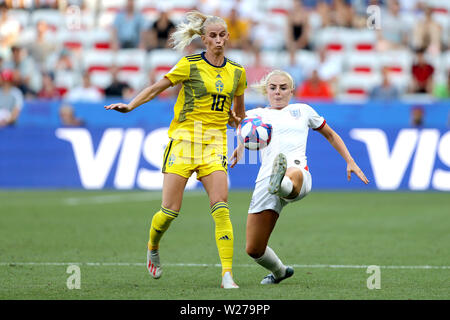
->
<box><xmin>246</xmin><ymin>103</ymin><xmax>326</xmax><ymax>182</ymax></box>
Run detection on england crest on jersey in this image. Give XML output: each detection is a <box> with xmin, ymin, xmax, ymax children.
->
<box><xmin>290</xmin><ymin>109</ymin><xmax>301</xmax><ymax>119</ymax></box>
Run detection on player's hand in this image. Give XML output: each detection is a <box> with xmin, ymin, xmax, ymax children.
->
<box><xmin>228</xmin><ymin>110</ymin><xmax>241</xmax><ymax>128</ymax></box>
<box><xmin>104</xmin><ymin>103</ymin><xmax>131</xmax><ymax>113</ymax></box>
<box><xmin>347</xmin><ymin>161</ymin><xmax>369</xmax><ymax>184</ymax></box>
<box><xmin>230</xmin><ymin>144</ymin><xmax>244</xmax><ymax>168</ymax></box>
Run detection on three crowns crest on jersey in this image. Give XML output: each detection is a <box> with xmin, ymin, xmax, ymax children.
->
<box><xmin>215</xmin><ymin>79</ymin><xmax>224</xmax><ymax>93</ymax></box>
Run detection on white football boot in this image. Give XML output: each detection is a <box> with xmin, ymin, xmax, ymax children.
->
<box><xmin>268</xmin><ymin>153</ymin><xmax>287</xmax><ymax>195</ymax></box>
<box><xmin>260</xmin><ymin>266</ymin><xmax>294</xmax><ymax>284</ymax></box>
<box><xmin>147</xmin><ymin>249</ymin><xmax>163</xmax><ymax>279</ymax></box>
<box><xmin>221</xmin><ymin>271</ymin><xmax>239</xmax><ymax>289</ymax></box>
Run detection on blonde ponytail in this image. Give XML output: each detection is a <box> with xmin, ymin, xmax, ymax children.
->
<box><xmin>251</xmin><ymin>69</ymin><xmax>295</xmax><ymax>96</ymax></box>
<box><xmin>169</xmin><ymin>10</ymin><xmax>227</xmax><ymax>51</ymax></box>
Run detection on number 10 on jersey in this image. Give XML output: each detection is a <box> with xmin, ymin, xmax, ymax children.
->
<box><xmin>211</xmin><ymin>94</ymin><xmax>226</xmax><ymax>112</ymax></box>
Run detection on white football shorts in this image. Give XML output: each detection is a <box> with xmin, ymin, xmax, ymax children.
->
<box><xmin>248</xmin><ymin>167</ymin><xmax>312</xmax><ymax>214</ymax></box>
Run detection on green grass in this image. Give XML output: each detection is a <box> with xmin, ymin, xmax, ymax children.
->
<box><xmin>0</xmin><ymin>190</ymin><xmax>449</xmax><ymax>300</ymax></box>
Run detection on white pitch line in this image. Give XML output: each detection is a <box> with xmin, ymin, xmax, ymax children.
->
<box><xmin>0</xmin><ymin>262</ymin><xmax>449</xmax><ymax>270</ymax></box>
<box><xmin>62</xmin><ymin>191</ymin><xmax>204</xmax><ymax>206</ymax></box>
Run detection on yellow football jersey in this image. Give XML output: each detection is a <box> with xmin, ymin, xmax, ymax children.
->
<box><xmin>164</xmin><ymin>52</ymin><xmax>247</xmax><ymax>146</ymax></box>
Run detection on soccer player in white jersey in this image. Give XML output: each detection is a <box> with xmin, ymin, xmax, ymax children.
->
<box><xmin>230</xmin><ymin>70</ymin><xmax>369</xmax><ymax>284</ymax></box>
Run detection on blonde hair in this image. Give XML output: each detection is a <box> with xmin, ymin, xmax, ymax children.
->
<box><xmin>252</xmin><ymin>69</ymin><xmax>295</xmax><ymax>96</ymax></box>
<box><xmin>169</xmin><ymin>11</ymin><xmax>228</xmax><ymax>51</ymax></box>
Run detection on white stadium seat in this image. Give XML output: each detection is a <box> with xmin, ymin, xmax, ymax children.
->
<box><xmin>379</xmin><ymin>50</ymin><xmax>413</xmax><ymax>75</ymax></box>
<box><xmin>345</xmin><ymin>52</ymin><xmax>381</xmax><ymax>74</ymax></box>
<box><xmin>82</xmin><ymin>28</ymin><xmax>112</xmax><ymax>50</ymax></box>
<box><xmin>338</xmin><ymin>72</ymin><xmax>382</xmax><ymax>97</ymax></box>
<box><xmin>100</xmin><ymin>0</ymin><xmax>126</xmax><ymax>12</ymax></box>
<box><xmin>83</xmin><ymin>49</ymin><xmax>115</xmax><ymax>73</ymax></box>
<box><xmin>342</xmin><ymin>29</ymin><xmax>377</xmax><ymax>52</ymax></box>
<box><xmin>441</xmin><ymin>50</ymin><xmax>450</xmax><ymax>73</ymax></box>
<box><xmin>97</xmin><ymin>11</ymin><xmax>117</xmax><ymax>29</ymax></box>
<box><xmin>295</xmin><ymin>50</ymin><xmax>319</xmax><ymax>76</ymax></box>
<box><xmin>9</xmin><ymin>9</ymin><xmax>30</xmax><ymax>29</ymax></box>
<box><xmin>146</xmin><ymin>48</ymin><xmax>182</xmax><ymax>71</ymax></box>
<box><xmin>116</xmin><ymin>49</ymin><xmax>147</xmax><ymax>73</ymax></box>
<box><xmin>54</xmin><ymin>70</ymin><xmax>82</xmax><ymax>96</ymax></box>
<box><xmin>225</xmin><ymin>49</ymin><xmax>253</xmax><ymax>67</ymax></box>
<box><xmin>117</xmin><ymin>71</ymin><xmax>147</xmax><ymax>90</ymax></box>
<box><xmin>90</xmin><ymin>71</ymin><xmax>113</xmax><ymax>89</ymax></box>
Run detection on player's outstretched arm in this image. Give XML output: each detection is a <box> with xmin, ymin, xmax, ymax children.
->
<box><xmin>104</xmin><ymin>77</ymin><xmax>173</xmax><ymax>113</ymax></box>
<box><xmin>228</xmin><ymin>94</ymin><xmax>246</xmax><ymax>128</ymax></box>
<box><xmin>317</xmin><ymin>123</ymin><xmax>369</xmax><ymax>184</ymax></box>
<box><xmin>230</xmin><ymin>142</ymin><xmax>244</xmax><ymax>168</ymax></box>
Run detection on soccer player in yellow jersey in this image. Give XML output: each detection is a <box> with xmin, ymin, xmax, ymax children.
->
<box><xmin>104</xmin><ymin>11</ymin><xmax>246</xmax><ymax>288</ymax></box>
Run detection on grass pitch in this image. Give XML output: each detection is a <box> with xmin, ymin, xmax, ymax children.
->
<box><xmin>0</xmin><ymin>190</ymin><xmax>449</xmax><ymax>300</ymax></box>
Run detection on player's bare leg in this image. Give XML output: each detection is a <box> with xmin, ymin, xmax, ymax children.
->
<box><xmin>246</xmin><ymin>210</ymin><xmax>294</xmax><ymax>284</ymax></box>
<box><xmin>147</xmin><ymin>173</ymin><xmax>188</xmax><ymax>279</ymax></box>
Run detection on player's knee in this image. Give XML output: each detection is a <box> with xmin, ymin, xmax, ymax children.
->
<box><xmin>246</xmin><ymin>244</ymin><xmax>265</xmax><ymax>259</ymax></box>
<box><xmin>161</xmin><ymin>201</ymin><xmax>181</xmax><ymax>213</ymax></box>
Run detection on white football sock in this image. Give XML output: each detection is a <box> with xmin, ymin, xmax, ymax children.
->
<box><xmin>254</xmin><ymin>246</ymin><xmax>286</xmax><ymax>279</ymax></box>
<box><xmin>278</xmin><ymin>176</ymin><xmax>293</xmax><ymax>198</ymax></box>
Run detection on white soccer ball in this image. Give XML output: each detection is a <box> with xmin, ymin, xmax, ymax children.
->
<box><xmin>237</xmin><ymin>116</ymin><xmax>272</xmax><ymax>150</ymax></box>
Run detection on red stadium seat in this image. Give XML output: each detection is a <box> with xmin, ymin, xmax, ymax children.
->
<box><xmin>345</xmin><ymin>52</ymin><xmax>380</xmax><ymax>74</ymax></box>
<box><xmin>116</xmin><ymin>49</ymin><xmax>146</xmax><ymax>73</ymax></box>
<box><xmin>338</xmin><ymin>73</ymin><xmax>382</xmax><ymax>98</ymax></box>
<box><xmin>100</xmin><ymin>0</ymin><xmax>126</xmax><ymax>12</ymax></box>
<box><xmin>83</xmin><ymin>49</ymin><xmax>115</xmax><ymax>74</ymax></box>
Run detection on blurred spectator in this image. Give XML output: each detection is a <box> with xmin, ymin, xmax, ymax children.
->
<box><xmin>65</xmin><ymin>71</ymin><xmax>103</xmax><ymax>103</ymax></box>
<box><xmin>287</xmin><ymin>0</ymin><xmax>311</xmax><ymax>51</ymax></box>
<box><xmin>111</xmin><ymin>0</ymin><xmax>146</xmax><ymax>50</ymax></box>
<box><xmin>53</xmin><ymin>48</ymin><xmax>80</xmax><ymax>72</ymax></box>
<box><xmin>35</xmin><ymin>0</ymin><xmax>59</xmax><ymax>9</ymax></box>
<box><xmin>0</xmin><ymin>69</ymin><xmax>23</xmax><ymax>127</ymax></box>
<box><xmin>224</xmin><ymin>7</ymin><xmax>251</xmax><ymax>50</ymax></box>
<box><xmin>0</xmin><ymin>3</ymin><xmax>20</xmax><ymax>59</ymax></box>
<box><xmin>316</xmin><ymin>0</ymin><xmax>332</xmax><ymax>28</ymax></box>
<box><xmin>330</xmin><ymin>0</ymin><xmax>354</xmax><ymax>28</ymax></box>
<box><xmin>296</xmin><ymin>69</ymin><xmax>334</xmax><ymax>100</ymax></box>
<box><xmin>370</xmin><ymin>67</ymin><xmax>399</xmax><ymax>101</ymax></box>
<box><xmin>38</xmin><ymin>72</ymin><xmax>60</xmax><ymax>99</ymax></box>
<box><xmin>249</xmin><ymin>12</ymin><xmax>285</xmax><ymax>51</ymax></box>
<box><xmin>4</xmin><ymin>45</ymin><xmax>38</xmax><ymax>97</ymax></box>
<box><xmin>410</xmin><ymin>48</ymin><xmax>434</xmax><ymax>94</ymax></box>
<box><xmin>376</xmin><ymin>0</ymin><xmax>409</xmax><ymax>51</ymax></box>
<box><xmin>410</xmin><ymin>106</ymin><xmax>424</xmax><ymax>127</ymax></box>
<box><xmin>145</xmin><ymin>9</ymin><xmax>175</xmax><ymax>50</ymax></box>
<box><xmin>283</xmin><ymin>49</ymin><xmax>305</xmax><ymax>88</ymax></box>
<box><xmin>27</xmin><ymin>20</ymin><xmax>57</xmax><ymax>70</ymax></box>
<box><xmin>412</xmin><ymin>6</ymin><xmax>442</xmax><ymax>55</ymax></box>
<box><xmin>59</xmin><ymin>104</ymin><xmax>84</xmax><ymax>127</ymax></box>
<box><xmin>104</xmin><ymin>66</ymin><xmax>133</xmax><ymax>99</ymax></box>
<box><xmin>433</xmin><ymin>71</ymin><xmax>450</xmax><ymax>99</ymax></box>
<box><xmin>245</xmin><ymin>49</ymin><xmax>272</xmax><ymax>86</ymax></box>
<box><xmin>398</xmin><ymin>0</ymin><xmax>424</xmax><ymax>13</ymax></box>
<box><xmin>313</xmin><ymin>47</ymin><xmax>341</xmax><ymax>89</ymax></box>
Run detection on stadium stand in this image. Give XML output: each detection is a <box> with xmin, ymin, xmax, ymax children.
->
<box><xmin>0</xmin><ymin>0</ymin><xmax>448</xmax><ymax>101</ymax></box>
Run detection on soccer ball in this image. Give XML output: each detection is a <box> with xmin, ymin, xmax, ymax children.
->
<box><xmin>237</xmin><ymin>116</ymin><xmax>272</xmax><ymax>150</ymax></box>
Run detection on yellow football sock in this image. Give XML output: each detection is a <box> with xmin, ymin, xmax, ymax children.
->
<box><xmin>148</xmin><ymin>206</ymin><xmax>178</xmax><ymax>250</ymax></box>
<box><xmin>210</xmin><ymin>202</ymin><xmax>234</xmax><ymax>277</ymax></box>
